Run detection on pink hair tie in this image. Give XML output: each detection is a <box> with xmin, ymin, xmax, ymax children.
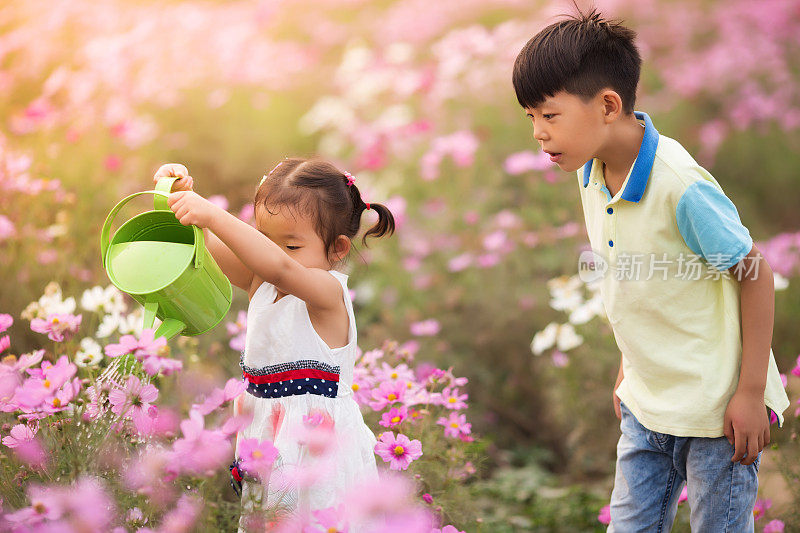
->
<box><xmin>344</xmin><ymin>171</ymin><xmax>355</xmax><ymax>187</ymax></box>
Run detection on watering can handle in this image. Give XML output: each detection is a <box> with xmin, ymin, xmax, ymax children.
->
<box><xmin>100</xmin><ymin>186</ymin><xmax>205</xmax><ymax>271</ymax></box>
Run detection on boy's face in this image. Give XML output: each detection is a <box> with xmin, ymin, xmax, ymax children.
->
<box><xmin>525</xmin><ymin>91</ymin><xmax>606</xmax><ymax>173</ymax></box>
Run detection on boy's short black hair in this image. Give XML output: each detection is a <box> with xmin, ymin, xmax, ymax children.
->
<box><xmin>513</xmin><ymin>8</ymin><xmax>641</xmax><ymax>113</ymax></box>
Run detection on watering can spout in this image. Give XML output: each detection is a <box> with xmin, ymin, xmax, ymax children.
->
<box><xmin>143</xmin><ymin>301</ymin><xmax>186</xmax><ymax>341</ymax></box>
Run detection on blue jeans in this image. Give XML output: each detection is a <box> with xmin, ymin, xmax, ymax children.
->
<box><xmin>608</xmin><ymin>402</ymin><xmax>760</xmax><ymax>532</ymax></box>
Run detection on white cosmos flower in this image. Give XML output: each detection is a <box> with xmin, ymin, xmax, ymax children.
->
<box><xmin>774</xmin><ymin>272</ymin><xmax>789</xmax><ymax>291</ymax></box>
<box><xmin>531</xmin><ymin>322</ymin><xmax>584</xmax><ymax>355</ymax></box>
<box><xmin>569</xmin><ymin>294</ymin><xmax>606</xmax><ymax>325</ymax></box>
<box><xmin>81</xmin><ymin>285</ymin><xmax>126</xmax><ymax>314</ymax></box>
<box><xmin>75</xmin><ymin>338</ymin><xmax>103</xmax><ymax>367</ymax></box>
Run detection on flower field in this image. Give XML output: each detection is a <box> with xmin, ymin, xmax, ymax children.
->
<box><xmin>1</xmin><ymin>1</ymin><xmax>799</xmax><ymax>531</ymax></box>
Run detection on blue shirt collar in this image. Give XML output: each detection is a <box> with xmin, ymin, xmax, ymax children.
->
<box><xmin>582</xmin><ymin>111</ymin><xmax>659</xmax><ymax>203</ymax></box>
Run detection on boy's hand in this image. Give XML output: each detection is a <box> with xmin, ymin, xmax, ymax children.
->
<box><xmin>168</xmin><ymin>191</ymin><xmax>219</xmax><ymax>229</ymax></box>
<box><xmin>723</xmin><ymin>389</ymin><xmax>770</xmax><ymax>465</ymax></box>
<box><xmin>154</xmin><ymin>163</ymin><xmax>194</xmax><ymax>192</ymax></box>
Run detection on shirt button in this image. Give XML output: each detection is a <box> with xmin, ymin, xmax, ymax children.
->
<box><xmin>607</xmin><ymin>207</ymin><xmax>613</xmax><ymax>214</ymax></box>
<box><xmin>608</xmin><ymin>240</ymin><xmax>614</xmax><ymax>247</ymax></box>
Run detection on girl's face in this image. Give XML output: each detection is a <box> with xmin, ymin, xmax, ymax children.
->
<box><xmin>255</xmin><ymin>205</ymin><xmax>333</xmax><ymax>270</ymax></box>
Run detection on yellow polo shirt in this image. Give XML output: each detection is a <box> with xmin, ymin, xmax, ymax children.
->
<box><xmin>576</xmin><ymin>111</ymin><xmax>789</xmax><ymax>437</ymax></box>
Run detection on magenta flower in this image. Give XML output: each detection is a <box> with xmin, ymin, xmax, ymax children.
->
<box><xmin>307</xmin><ymin>504</ymin><xmax>349</xmax><ymax>533</ymax></box>
<box><xmin>0</xmin><ymin>313</ymin><xmax>13</xmax><ymax>333</ymax></box>
<box><xmin>191</xmin><ymin>378</ymin><xmax>247</xmax><ymax>415</ymax></box>
<box><xmin>598</xmin><ymin>504</ymin><xmax>611</xmax><ymax>525</ymax></box>
<box><xmin>30</xmin><ymin>313</ymin><xmax>82</xmax><ymax>342</ymax></box>
<box><xmin>108</xmin><ymin>375</ymin><xmax>158</xmax><ymax>418</ymax></box>
<box><xmin>379</xmin><ymin>406</ymin><xmax>409</xmax><ymax>428</ymax></box>
<box><xmin>226</xmin><ymin>310</ymin><xmax>247</xmax><ymax>352</ymax></box>
<box><xmin>103</xmin><ymin>334</ymin><xmax>139</xmax><ymax>358</ymax></box>
<box><xmin>437</xmin><ymin>412</ymin><xmax>472</xmax><ymax>440</ymax></box>
<box><xmin>170</xmin><ymin>410</ymin><xmax>231</xmax><ymax>476</ymax></box>
<box><xmin>753</xmin><ymin>498</ymin><xmax>772</xmax><ymax>521</ymax></box>
<box><xmin>14</xmin><ymin>356</ymin><xmax>77</xmax><ymax>410</ymax></box>
<box><xmin>440</xmin><ymin>387</ymin><xmax>468</xmax><ymax>410</ymax></box>
<box><xmin>374</xmin><ymin>432</ymin><xmax>422</xmax><ymax>471</ymax></box>
<box><xmin>238</xmin><ymin>438</ymin><xmax>279</xmax><ymax>477</ymax></box>
<box><xmin>678</xmin><ymin>485</ymin><xmax>688</xmax><ymax>504</ymax></box>
<box><xmin>409</xmin><ymin>319</ymin><xmax>440</xmax><ymax>337</ymax></box>
<box><xmin>2</xmin><ymin>423</ymin><xmax>36</xmax><ymax>448</ymax></box>
<box><xmin>763</xmin><ymin>520</ymin><xmax>785</xmax><ymax>533</ymax></box>
<box><xmin>433</xmin><ymin>526</ymin><xmax>465</xmax><ymax>533</ymax></box>
<box><xmin>0</xmin><ymin>335</ymin><xmax>10</xmax><ymax>354</ymax></box>
<box><xmin>141</xmin><ymin>353</ymin><xmax>182</xmax><ymax>376</ymax></box>
<box><xmin>369</xmin><ymin>380</ymin><xmax>406</xmax><ymax>411</ymax></box>
<box><xmin>422</xmin><ymin>493</ymin><xmax>433</xmax><ymax>504</ymax></box>
<box><xmin>158</xmin><ymin>494</ymin><xmax>202</xmax><ymax>533</ymax></box>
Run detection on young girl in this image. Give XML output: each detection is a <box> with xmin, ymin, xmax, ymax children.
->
<box><xmin>153</xmin><ymin>159</ymin><xmax>394</xmax><ymax>527</ymax></box>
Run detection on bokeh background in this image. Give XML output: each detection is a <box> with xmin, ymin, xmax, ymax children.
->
<box><xmin>1</xmin><ymin>0</ymin><xmax>799</xmax><ymax>531</ymax></box>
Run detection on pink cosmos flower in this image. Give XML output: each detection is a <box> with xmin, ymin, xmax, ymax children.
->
<box><xmin>422</xmin><ymin>493</ymin><xmax>433</xmax><ymax>504</ymax></box>
<box><xmin>437</xmin><ymin>412</ymin><xmax>472</xmax><ymax>440</ymax></box>
<box><xmin>0</xmin><ymin>313</ymin><xmax>12</xmax><ymax>333</ymax></box>
<box><xmin>170</xmin><ymin>410</ymin><xmax>231</xmax><ymax>476</ymax></box>
<box><xmin>763</xmin><ymin>520</ymin><xmax>785</xmax><ymax>533</ymax></box>
<box><xmin>378</xmin><ymin>362</ymin><xmax>414</xmax><ymax>384</ymax></box>
<box><xmin>226</xmin><ymin>310</ymin><xmax>247</xmax><ymax>352</ymax></box>
<box><xmin>108</xmin><ymin>375</ymin><xmax>158</xmax><ymax>419</ymax></box>
<box><xmin>30</xmin><ymin>313</ymin><xmax>82</xmax><ymax>342</ymax></box>
<box><xmin>753</xmin><ymin>498</ymin><xmax>772</xmax><ymax>521</ymax></box>
<box><xmin>503</xmin><ymin>150</ymin><xmax>553</xmax><ymax>175</ymax></box>
<box><xmin>440</xmin><ymin>387</ymin><xmax>468</xmax><ymax>410</ymax></box>
<box><xmin>678</xmin><ymin>485</ymin><xmax>688</xmax><ymax>504</ymax></box>
<box><xmin>598</xmin><ymin>504</ymin><xmax>611</xmax><ymax>525</ymax></box>
<box><xmin>341</xmin><ymin>473</ymin><xmax>434</xmax><ymax>531</ymax></box>
<box><xmin>374</xmin><ymin>432</ymin><xmax>422</xmax><ymax>471</ymax></box>
<box><xmin>369</xmin><ymin>380</ymin><xmax>406</xmax><ymax>411</ymax></box>
<box><xmin>379</xmin><ymin>406</ymin><xmax>409</xmax><ymax>428</ymax></box>
<box><xmin>2</xmin><ymin>423</ymin><xmax>36</xmax><ymax>448</ymax></box>
<box><xmin>409</xmin><ymin>319</ymin><xmax>440</xmax><ymax>337</ymax></box>
<box><xmin>192</xmin><ymin>378</ymin><xmax>248</xmax><ymax>415</ymax></box>
<box><xmin>157</xmin><ymin>494</ymin><xmax>202</xmax><ymax>533</ymax></box>
<box><xmin>433</xmin><ymin>526</ymin><xmax>465</xmax><ymax>533</ymax></box>
<box><xmin>307</xmin><ymin>504</ymin><xmax>349</xmax><ymax>533</ymax></box>
<box><xmin>238</xmin><ymin>438</ymin><xmax>279</xmax><ymax>477</ymax></box>
<box><xmin>13</xmin><ymin>356</ymin><xmax>77</xmax><ymax>410</ymax></box>
<box><xmin>0</xmin><ymin>335</ymin><xmax>10</xmax><ymax>354</ymax></box>
<box><xmin>132</xmin><ymin>405</ymin><xmax>179</xmax><ymax>438</ymax></box>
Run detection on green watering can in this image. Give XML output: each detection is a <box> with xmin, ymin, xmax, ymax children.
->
<box><xmin>100</xmin><ymin>177</ymin><xmax>232</xmax><ymax>340</ymax></box>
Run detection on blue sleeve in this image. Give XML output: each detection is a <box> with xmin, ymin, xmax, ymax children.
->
<box><xmin>676</xmin><ymin>180</ymin><xmax>753</xmax><ymax>271</ymax></box>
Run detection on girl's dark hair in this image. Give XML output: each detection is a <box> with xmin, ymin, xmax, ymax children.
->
<box><xmin>512</xmin><ymin>7</ymin><xmax>641</xmax><ymax>113</ymax></box>
<box><xmin>254</xmin><ymin>158</ymin><xmax>395</xmax><ymax>258</ymax></box>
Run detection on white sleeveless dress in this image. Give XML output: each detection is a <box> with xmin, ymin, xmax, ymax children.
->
<box><xmin>232</xmin><ymin>269</ymin><xmax>378</xmax><ymax>525</ymax></box>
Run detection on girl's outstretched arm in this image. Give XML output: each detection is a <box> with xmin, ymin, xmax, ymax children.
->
<box><xmin>168</xmin><ymin>191</ymin><xmax>342</xmax><ymax>312</ymax></box>
<box><xmin>152</xmin><ymin>164</ymin><xmax>253</xmax><ymax>291</ymax></box>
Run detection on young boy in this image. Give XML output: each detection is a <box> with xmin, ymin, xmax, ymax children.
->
<box><xmin>513</xmin><ymin>9</ymin><xmax>789</xmax><ymax>532</ymax></box>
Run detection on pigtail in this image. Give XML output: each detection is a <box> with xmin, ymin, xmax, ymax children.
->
<box><xmin>361</xmin><ymin>202</ymin><xmax>395</xmax><ymax>246</ymax></box>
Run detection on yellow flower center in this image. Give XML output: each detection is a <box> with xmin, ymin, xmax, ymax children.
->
<box><xmin>51</xmin><ymin>318</ymin><xmax>60</xmax><ymax>324</ymax></box>
<box><xmin>406</xmin><ymin>382</ymin><xmax>413</xmax><ymax>389</ymax></box>
<box><xmin>390</xmin><ymin>372</ymin><xmax>398</xmax><ymax>379</ymax></box>
<box><xmin>387</xmin><ymin>393</ymin><xmax>397</xmax><ymax>401</ymax></box>
<box><xmin>391</xmin><ymin>416</ymin><xmax>401</xmax><ymax>423</ymax></box>
<box><xmin>327</xmin><ymin>528</ymin><xmax>339</xmax><ymax>533</ymax></box>
<box><xmin>393</xmin><ymin>445</ymin><xmax>405</xmax><ymax>456</ymax></box>
<box><xmin>33</xmin><ymin>502</ymin><xmax>47</xmax><ymax>514</ymax></box>
<box><xmin>253</xmin><ymin>450</ymin><xmax>263</xmax><ymax>459</ymax></box>
<box><xmin>351</xmin><ymin>383</ymin><xmax>360</xmax><ymax>392</ymax></box>
<box><xmin>450</xmin><ymin>422</ymin><xmax>459</xmax><ymax>428</ymax></box>
<box><xmin>43</xmin><ymin>379</ymin><xmax>51</xmax><ymax>388</ymax></box>
<box><xmin>448</xmin><ymin>397</ymin><xmax>457</xmax><ymax>403</ymax></box>
<box><xmin>52</xmin><ymin>398</ymin><xmax>61</xmax><ymax>407</ymax></box>
<box><xmin>2</xmin><ymin>355</ymin><xmax>17</xmax><ymax>365</ymax></box>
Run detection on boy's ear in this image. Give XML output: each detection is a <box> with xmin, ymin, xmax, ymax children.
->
<box><xmin>330</xmin><ymin>235</ymin><xmax>351</xmax><ymax>263</ymax></box>
<box><xmin>600</xmin><ymin>89</ymin><xmax>624</xmax><ymax>123</ymax></box>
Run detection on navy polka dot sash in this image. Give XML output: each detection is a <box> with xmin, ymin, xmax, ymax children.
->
<box><xmin>240</xmin><ymin>355</ymin><xmax>340</xmax><ymax>399</ymax></box>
